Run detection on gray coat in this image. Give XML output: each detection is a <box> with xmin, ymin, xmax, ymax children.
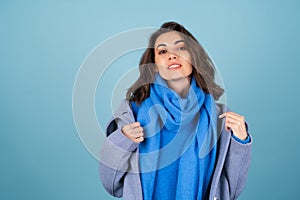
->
<box><xmin>99</xmin><ymin>99</ymin><xmax>252</xmax><ymax>200</ymax></box>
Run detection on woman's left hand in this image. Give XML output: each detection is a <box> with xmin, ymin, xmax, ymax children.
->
<box><xmin>219</xmin><ymin>112</ymin><xmax>248</xmax><ymax>140</ymax></box>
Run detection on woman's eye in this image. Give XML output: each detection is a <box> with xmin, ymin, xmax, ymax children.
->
<box><xmin>178</xmin><ymin>46</ymin><xmax>186</xmax><ymax>51</ymax></box>
<box><xmin>158</xmin><ymin>49</ymin><xmax>167</xmax><ymax>55</ymax></box>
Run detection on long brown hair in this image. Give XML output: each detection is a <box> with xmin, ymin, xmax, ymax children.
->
<box><xmin>126</xmin><ymin>22</ymin><xmax>224</xmax><ymax>104</ymax></box>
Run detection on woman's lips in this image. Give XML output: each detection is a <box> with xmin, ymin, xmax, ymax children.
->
<box><xmin>168</xmin><ymin>64</ymin><xmax>182</xmax><ymax>70</ymax></box>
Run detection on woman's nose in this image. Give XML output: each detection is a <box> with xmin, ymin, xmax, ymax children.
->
<box><xmin>168</xmin><ymin>52</ymin><xmax>177</xmax><ymax>60</ymax></box>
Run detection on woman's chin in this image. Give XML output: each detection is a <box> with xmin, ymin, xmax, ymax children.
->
<box><xmin>160</xmin><ymin>73</ymin><xmax>192</xmax><ymax>82</ymax></box>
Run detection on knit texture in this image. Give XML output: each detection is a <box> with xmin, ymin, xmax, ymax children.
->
<box><xmin>131</xmin><ymin>74</ymin><xmax>218</xmax><ymax>200</ymax></box>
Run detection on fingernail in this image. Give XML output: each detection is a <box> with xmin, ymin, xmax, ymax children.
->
<box><xmin>218</xmin><ymin>113</ymin><xmax>225</xmax><ymax>118</ymax></box>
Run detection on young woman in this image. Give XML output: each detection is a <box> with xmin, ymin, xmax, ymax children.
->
<box><xmin>99</xmin><ymin>22</ymin><xmax>252</xmax><ymax>200</ymax></box>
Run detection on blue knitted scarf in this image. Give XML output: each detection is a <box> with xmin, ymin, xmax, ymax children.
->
<box><xmin>131</xmin><ymin>73</ymin><xmax>217</xmax><ymax>200</ymax></box>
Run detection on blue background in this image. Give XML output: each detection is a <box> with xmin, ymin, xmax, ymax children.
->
<box><xmin>1</xmin><ymin>0</ymin><xmax>300</xmax><ymax>199</ymax></box>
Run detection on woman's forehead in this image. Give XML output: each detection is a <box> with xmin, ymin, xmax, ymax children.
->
<box><xmin>154</xmin><ymin>31</ymin><xmax>184</xmax><ymax>47</ymax></box>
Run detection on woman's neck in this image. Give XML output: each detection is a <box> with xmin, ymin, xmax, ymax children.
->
<box><xmin>166</xmin><ymin>76</ymin><xmax>191</xmax><ymax>98</ymax></box>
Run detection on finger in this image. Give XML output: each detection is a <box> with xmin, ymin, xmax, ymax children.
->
<box><xmin>224</xmin><ymin>124</ymin><xmax>231</xmax><ymax>132</ymax></box>
<box><xmin>126</xmin><ymin>128</ymin><xmax>143</xmax><ymax>137</ymax></box>
<box><xmin>225</xmin><ymin>121</ymin><xmax>240</xmax><ymax>132</ymax></box>
<box><xmin>226</xmin><ymin>111</ymin><xmax>240</xmax><ymax>117</ymax></box>
<box><xmin>133</xmin><ymin>136</ymin><xmax>144</xmax><ymax>143</ymax></box>
<box><xmin>218</xmin><ymin>112</ymin><xmax>237</xmax><ymax>119</ymax></box>
<box><xmin>226</xmin><ymin>118</ymin><xmax>247</xmax><ymax>132</ymax></box>
<box><xmin>226</xmin><ymin>112</ymin><xmax>245</xmax><ymax>121</ymax></box>
<box><xmin>125</xmin><ymin>132</ymin><xmax>141</xmax><ymax>141</ymax></box>
<box><xmin>121</xmin><ymin>125</ymin><xmax>128</xmax><ymax>134</ymax></box>
<box><xmin>122</xmin><ymin>122</ymin><xmax>141</xmax><ymax>135</ymax></box>
<box><xmin>127</xmin><ymin>126</ymin><xmax>143</xmax><ymax>135</ymax></box>
<box><xmin>121</xmin><ymin>126</ymin><xmax>133</xmax><ymax>137</ymax></box>
<box><xmin>132</xmin><ymin>126</ymin><xmax>143</xmax><ymax>132</ymax></box>
<box><xmin>219</xmin><ymin>111</ymin><xmax>244</xmax><ymax>120</ymax></box>
<box><xmin>225</xmin><ymin>117</ymin><xmax>242</xmax><ymax>127</ymax></box>
<box><xmin>131</xmin><ymin>131</ymin><xmax>144</xmax><ymax>138</ymax></box>
<box><xmin>224</xmin><ymin>114</ymin><xmax>245</xmax><ymax>128</ymax></box>
<box><xmin>129</xmin><ymin>122</ymin><xmax>141</xmax><ymax>129</ymax></box>
<box><xmin>218</xmin><ymin>112</ymin><xmax>226</xmax><ymax>118</ymax></box>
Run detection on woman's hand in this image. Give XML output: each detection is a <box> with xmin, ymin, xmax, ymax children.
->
<box><xmin>219</xmin><ymin>112</ymin><xmax>248</xmax><ymax>140</ymax></box>
<box><xmin>121</xmin><ymin>122</ymin><xmax>144</xmax><ymax>143</ymax></box>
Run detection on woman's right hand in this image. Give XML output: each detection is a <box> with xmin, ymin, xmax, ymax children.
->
<box><xmin>121</xmin><ymin>122</ymin><xmax>144</xmax><ymax>143</ymax></box>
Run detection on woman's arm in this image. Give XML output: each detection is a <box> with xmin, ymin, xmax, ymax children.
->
<box><xmin>213</xmin><ymin>131</ymin><xmax>252</xmax><ymax>200</ymax></box>
<box><xmin>212</xmin><ymin>105</ymin><xmax>252</xmax><ymax>200</ymax></box>
<box><xmin>222</xmin><ymin>133</ymin><xmax>252</xmax><ymax>199</ymax></box>
<box><xmin>99</xmin><ymin>100</ymin><xmax>139</xmax><ymax>197</ymax></box>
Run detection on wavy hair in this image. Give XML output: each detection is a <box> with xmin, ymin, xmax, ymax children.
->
<box><xmin>126</xmin><ymin>21</ymin><xmax>224</xmax><ymax>104</ymax></box>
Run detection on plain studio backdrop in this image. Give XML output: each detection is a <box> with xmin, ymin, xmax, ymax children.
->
<box><xmin>1</xmin><ymin>0</ymin><xmax>299</xmax><ymax>199</ymax></box>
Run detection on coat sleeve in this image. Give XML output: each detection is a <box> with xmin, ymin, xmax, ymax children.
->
<box><xmin>217</xmin><ymin>133</ymin><xmax>252</xmax><ymax>200</ymax></box>
<box><xmin>213</xmin><ymin>103</ymin><xmax>252</xmax><ymax>200</ymax></box>
<box><xmin>98</xmin><ymin>101</ymin><xmax>138</xmax><ymax>197</ymax></box>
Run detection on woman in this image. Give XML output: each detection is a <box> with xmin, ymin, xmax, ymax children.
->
<box><xmin>99</xmin><ymin>22</ymin><xmax>252</xmax><ymax>200</ymax></box>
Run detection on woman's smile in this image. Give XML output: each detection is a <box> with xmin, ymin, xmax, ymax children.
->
<box><xmin>168</xmin><ymin>63</ymin><xmax>182</xmax><ymax>70</ymax></box>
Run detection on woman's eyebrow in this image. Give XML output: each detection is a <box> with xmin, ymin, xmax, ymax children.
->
<box><xmin>174</xmin><ymin>39</ymin><xmax>184</xmax><ymax>45</ymax></box>
<box><xmin>156</xmin><ymin>40</ymin><xmax>185</xmax><ymax>49</ymax></box>
<box><xmin>156</xmin><ymin>43</ymin><xmax>166</xmax><ymax>49</ymax></box>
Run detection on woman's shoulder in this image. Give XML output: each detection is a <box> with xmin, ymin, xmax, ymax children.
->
<box><xmin>113</xmin><ymin>99</ymin><xmax>133</xmax><ymax>116</ymax></box>
<box><xmin>106</xmin><ymin>99</ymin><xmax>135</xmax><ymax>135</ymax></box>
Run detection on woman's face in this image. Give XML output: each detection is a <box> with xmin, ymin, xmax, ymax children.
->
<box><xmin>154</xmin><ymin>31</ymin><xmax>193</xmax><ymax>81</ymax></box>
